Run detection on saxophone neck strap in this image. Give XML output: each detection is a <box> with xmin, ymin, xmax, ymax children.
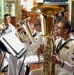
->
<box><xmin>56</xmin><ymin>38</ymin><xmax>74</xmax><ymax>54</ymax></box>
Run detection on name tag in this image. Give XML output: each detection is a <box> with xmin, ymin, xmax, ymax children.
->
<box><xmin>64</xmin><ymin>45</ymin><xmax>69</xmax><ymax>49</ymax></box>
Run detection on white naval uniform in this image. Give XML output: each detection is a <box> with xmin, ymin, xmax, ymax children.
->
<box><xmin>8</xmin><ymin>31</ymin><xmax>43</xmax><ymax>75</ymax></box>
<box><xmin>29</xmin><ymin>37</ymin><xmax>74</xmax><ymax>75</ymax></box>
<box><xmin>0</xmin><ymin>23</ymin><xmax>16</xmax><ymax>69</ymax></box>
<box><xmin>60</xmin><ymin>61</ymin><xmax>74</xmax><ymax>74</ymax></box>
<box><xmin>55</xmin><ymin>37</ymin><xmax>74</xmax><ymax>75</ymax></box>
<box><xmin>29</xmin><ymin>61</ymin><xmax>74</xmax><ymax>75</ymax></box>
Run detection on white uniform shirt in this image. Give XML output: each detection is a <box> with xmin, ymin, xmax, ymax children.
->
<box><xmin>4</xmin><ymin>23</ymin><xmax>16</xmax><ymax>34</ymax></box>
<box><xmin>0</xmin><ymin>23</ymin><xmax>16</xmax><ymax>67</ymax></box>
<box><xmin>55</xmin><ymin>37</ymin><xmax>74</xmax><ymax>75</ymax></box>
<box><xmin>0</xmin><ymin>23</ymin><xmax>16</xmax><ymax>36</ymax></box>
<box><xmin>61</xmin><ymin>61</ymin><xmax>74</xmax><ymax>74</ymax></box>
<box><xmin>24</xmin><ymin>31</ymin><xmax>43</xmax><ymax>54</ymax></box>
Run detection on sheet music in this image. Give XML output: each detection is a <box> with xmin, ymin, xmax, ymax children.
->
<box><xmin>0</xmin><ymin>32</ymin><xmax>27</xmax><ymax>56</ymax></box>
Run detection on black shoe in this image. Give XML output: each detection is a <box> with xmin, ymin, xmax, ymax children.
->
<box><xmin>1</xmin><ymin>65</ymin><xmax>8</xmax><ymax>72</ymax></box>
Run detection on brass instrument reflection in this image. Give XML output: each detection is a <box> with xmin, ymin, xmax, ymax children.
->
<box><xmin>40</xmin><ymin>14</ymin><xmax>55</xmax><ymax>75</ymax></box>
<box><xmin>17</xmin><ymin>26</ymin><xmax>31</xmax><ymax>43</ymax></box>
<box><xmin>32</xmin><ymin>5</ymin><xmax>64</xmax><ymax>75</ymax></box>
<box><xmin>16</xmin><ymin>18</ymin><xmax>33</xmax><ymax>44</ymax></box>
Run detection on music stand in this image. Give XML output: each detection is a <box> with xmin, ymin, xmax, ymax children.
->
<box><xmin>0</xmin><ymin>32</ymin><xmax>27</xmax><ymax>58</ymax></box>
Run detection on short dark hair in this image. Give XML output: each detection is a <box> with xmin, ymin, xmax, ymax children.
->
<box><xmin>60</xmin><ymin>20</ymin><xmax>72</xmax><ymax>34</ymax></box>
<box><xmin>4</xmin><ymin>14</ymin><xmax>11</xmax><ymax>17</ymax></box>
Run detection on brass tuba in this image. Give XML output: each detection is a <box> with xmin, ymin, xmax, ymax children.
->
<box><xmin>40</xmin><ymin>14</ymin><xmax>55</xmax><ymax>75</ymax></box>
<box><xmin>31</xmin><ymin>6</ymin><xmax>64</xmax><ymax>75</ymax></box>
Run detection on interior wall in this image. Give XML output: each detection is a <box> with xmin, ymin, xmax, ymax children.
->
<box><xmin>71</xmin><ymin>1</ymin><xmax>74</xmax><ymax>30</ymax></box>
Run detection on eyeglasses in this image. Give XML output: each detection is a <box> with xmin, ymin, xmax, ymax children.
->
<box><xmin>34</xmin><ymin>24</ymin><xmax>41</xmax><ymax>26</ymax></box>
<box><xmin>56</xmin><ymin>25</ymin><xmax>65</xmax><ymax>29</ymax></box>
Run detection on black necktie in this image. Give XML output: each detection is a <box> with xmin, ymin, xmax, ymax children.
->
<box><xmin>1</xmin><ymin>26</ymin><xmax>9</xmax><ymax>35</ymax></box>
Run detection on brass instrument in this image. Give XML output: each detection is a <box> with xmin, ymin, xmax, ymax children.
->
<box><xmin>16</xmin><ymin>18</ymin><xmax>33</xmax><ymax>44</ymax></box>
<box><xmin>32</xmin><ymin>5</ymin><xmax>64</xmax><ymax>75</ymax></box>
<box><xmin>40</xmin><ymin>14</ymin><xmax>55</xmax><ymax>75</ymax></box>
<box><xmin>22</xmin><ymin>20</ymin><xmax>34</xmax><ymax>43</ymax></box>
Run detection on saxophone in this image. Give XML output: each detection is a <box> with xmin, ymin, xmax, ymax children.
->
<box><xmin>40</xmin><ymin>14</ymin><xmax>55</xmax><ymax>75</ymax></box>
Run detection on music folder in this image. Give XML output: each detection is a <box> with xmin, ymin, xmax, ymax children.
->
<box><xmin>0</xmin><ymin>32</ymin><xmax>27</xmax><ymax>58</ymax></box>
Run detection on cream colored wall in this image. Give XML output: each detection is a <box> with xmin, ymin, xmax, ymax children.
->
<box><xmin>68</xmin><ymin>0</ymin><xmax>74</xmax><ymax>30</ymax></box>
<box><xmin>15</xmin><ymin>0</ymin><xmax>21</xmax><ymax>21</ymax></box>
<box><xmin>0</xmin><ymin>0</ymin><xmax>4</xmax><ymax>23</ymax></box>
<box><xmin>68</xmin><ymin>0</ymin><xmax>74</xmax><ymax>21</ymax></box>
<box><xmin>4</xmin><ymin>0</ymin><xmax>21</xmax><ymax>21</ymax></box>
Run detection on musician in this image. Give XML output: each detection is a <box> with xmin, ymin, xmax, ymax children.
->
<box><xmin>8</xmin><ymin>15</ymin><xmax>44</xmax><ymax>75</ymax></box>
<box><xmin>29</xmin><ymin>20</ymin><xmax>74</xmax><ymax>75</ymax></box>
<box><xmin>50</xmin><ymin>54</ymin><xmax>74</xmax><ymax>74</ymax></box>
<box><xmin>54</xmin><ymin>20</ymin><xmax>74</xmax><ymax>75</ymax></box>
<box><xmin>0</xmin><ymin>14</ymin><xmax>16</xmax><ymax>72</ymax></box>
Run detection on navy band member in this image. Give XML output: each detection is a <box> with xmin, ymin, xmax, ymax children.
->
<box><xmin>8</xmin><ymin>14</ymin><xmax>44</xmax><ymax>75</ymax></box>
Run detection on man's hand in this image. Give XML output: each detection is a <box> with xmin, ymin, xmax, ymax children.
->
<box><xmin>37</xmin><ymin>45</ymin><xmax>44</xmax><ymax>57</ymax></box>
<box><xmin>50</xmin><ymin>54</ymin><xmax>61</xmax><ymax>65</ymax></box>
